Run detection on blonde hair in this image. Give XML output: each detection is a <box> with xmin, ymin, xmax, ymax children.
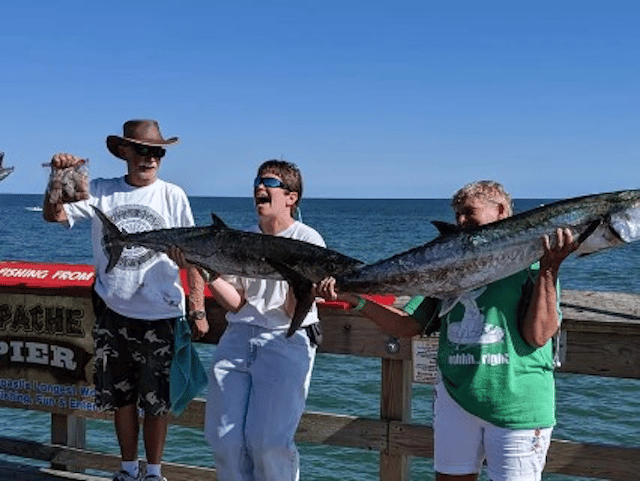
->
<box><xmin>451</xmin><ymin>180</ymin><xmax>513</xmax><ymax>217</ymax></box>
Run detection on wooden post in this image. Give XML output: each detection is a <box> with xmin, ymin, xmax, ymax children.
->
<box><xmin>51</xmin><ymin>413</ymin><xmax>86</xmax><ymax>472</ymax></box>
<box><xmin>380</xmin><ymin>356</ymin><xmax>412</xmax><ymax>481</ymax></box>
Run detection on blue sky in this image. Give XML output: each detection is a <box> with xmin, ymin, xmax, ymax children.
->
<box><xmin>1</xmin><ymin>0</ymin><xmax>639</xmax><ymax>199</ymax></box>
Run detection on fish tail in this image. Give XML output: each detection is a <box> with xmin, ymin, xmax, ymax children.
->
<box><xmin>266</xmin><ymin>259</ymin><xmax>315</xmax><ymax>338</ymax></box>
<box><xmin>288</xmin><ymin>279</ymin><xmax>315</xmax><ymax>338</ymax></box>
<box><xmin>91</xmin><ymin>206</ymin><xmax>125</xmax><ymax>273</ymax></box>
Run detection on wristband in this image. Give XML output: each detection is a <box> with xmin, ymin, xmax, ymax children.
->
<box><xmin>351</xmin><ymin>296</ymin><xmax>367</xmax><ymax>312</ymax></box>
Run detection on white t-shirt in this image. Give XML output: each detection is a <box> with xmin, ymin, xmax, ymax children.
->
<box><xmin>64</xmin><ymin>176</ymin><xmax>194</xmax><ymax>320</ymax></box>
<box><xmin>225</xmin><ymin>221</ymin><xmax>325</xmax><ymax>330</ymax></box>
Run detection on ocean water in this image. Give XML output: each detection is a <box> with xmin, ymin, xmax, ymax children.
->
<box><xmin>1</xmin><ymin>193</ymin><xmax>639</xmax><ymax>480</ymax></box>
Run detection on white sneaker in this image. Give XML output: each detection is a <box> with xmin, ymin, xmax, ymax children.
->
<box><xmin>142</xmin><ymin>475</ymin><xmax>167</xmax><ymax>481</ymax></box>
<box><xmin>112</xmin><ymin>470</ymin><xmax>142</xmax><ymax>481</ymax></box>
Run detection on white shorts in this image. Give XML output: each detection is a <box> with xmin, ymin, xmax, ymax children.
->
<box><xmin>433</xmin><ymin>382</ymin><xmax>552</xmax><ymax>481</ymax></box>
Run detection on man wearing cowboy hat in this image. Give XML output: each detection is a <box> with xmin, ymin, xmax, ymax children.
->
<box><xmin>43</xmin><ymin>119</ymin><xmax>207</xmax><ymax>481</ymax></box>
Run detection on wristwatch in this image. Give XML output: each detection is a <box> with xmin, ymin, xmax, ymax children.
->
<box><xmin>189</xmin><ymin>310</ymin><xmax>206</xmax><ymax>320</ymax></box>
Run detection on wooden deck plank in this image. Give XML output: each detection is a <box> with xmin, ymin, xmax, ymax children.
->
<box><xmin>0</xmin><ymin>459</ymin><xmax>108</xmax><ymax>480</ymax></box>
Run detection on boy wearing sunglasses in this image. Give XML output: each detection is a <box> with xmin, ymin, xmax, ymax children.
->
<box><xmin>172</xmin><ymin>159</ymin><xmax>324</xmax><ymax>481</ymax></box>
<box><xmin>43</xmin><ymin>119</ymin><xmax>207</xmax><ymax>481</ymax></box>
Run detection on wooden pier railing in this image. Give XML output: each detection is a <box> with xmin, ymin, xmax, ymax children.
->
<box><xmin>0</xmin><ymin>261</ymin><xmax>639</xmax><ymax>480</ymax></box>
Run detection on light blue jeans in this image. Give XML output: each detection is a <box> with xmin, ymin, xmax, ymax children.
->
<box><xmin>205</xmin><ymin>322</ymin><xmax>316</xmax><ymax>481</ymax></box>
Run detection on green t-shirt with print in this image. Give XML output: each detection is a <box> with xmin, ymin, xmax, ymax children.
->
<box><xmin>405</xmin><ymin>266</ymin><xmax>559</xmax><ymax>429</ymax></box>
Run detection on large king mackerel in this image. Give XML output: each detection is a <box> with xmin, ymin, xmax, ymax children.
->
<box><xmin>92</xmin><ymin>206</ymin><xmax>365</xmax><ymax>336</ymax></box>
<box><xmin>334</xmin><ymin>189</ymin><xmax>640</xmax><ymax>308</ymax></box>
<box><xmin>93</xmin><ymin>189</ymin><xmax>640</xmax><ymax>335</ymax></box>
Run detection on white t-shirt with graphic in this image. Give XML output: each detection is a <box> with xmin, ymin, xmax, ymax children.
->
<box><xmin>64</xmin><ymin>176</ymin><xmax>194</xmax><ymax>320</ymax></box>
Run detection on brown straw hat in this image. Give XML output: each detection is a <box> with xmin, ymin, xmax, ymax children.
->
<box><xmin>106</xmin><ymin>119</ymin><xmax>179</xmax><ymax>160</ymax></box>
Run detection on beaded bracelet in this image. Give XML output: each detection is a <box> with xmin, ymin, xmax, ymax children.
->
<box><xmin>352</xmin><ymin>296</ymin><xmax>367</xmax><ymax>312</ymax></box>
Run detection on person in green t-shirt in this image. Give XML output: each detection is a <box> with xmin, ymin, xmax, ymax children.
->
<box><xmin>314</xmin><ymin>180</ymin><xmax>577</xmax><ymax>481</ymax></box>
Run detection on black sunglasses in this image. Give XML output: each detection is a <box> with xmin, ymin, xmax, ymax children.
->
<box><xmin>254</xmin><ymin>176</ymin><xmax>289</xmax><ymax>190</ymax></box>
<box><xmin>129</xmin><ymin>143</ymin><xmax>166</xmax><ymax>159</ymax></box>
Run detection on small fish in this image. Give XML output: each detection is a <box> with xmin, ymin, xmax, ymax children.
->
<box><xmin>334</xmin><ymin>189</ymin><xmax>640</xmax><ymax>313</ymax></box>
<box><xmin>0</xmin><ymin>152</ymin><xmax>15</xmax><ymax>182</ymax></box>
<box><xmin>91</xmin><ymin>206</ymin><xmax>365</xmax><ymax>336</ymax></box>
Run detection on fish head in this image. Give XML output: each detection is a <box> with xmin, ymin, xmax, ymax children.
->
<box><xmin>575</xmin><ymin>196</ymin><xmax>640</xmax><ymax>256</ymax></box>
<box><xmin>609</xmin><ymin>203</ymin><xmax>640</xmax><ymax>243</ymax></box>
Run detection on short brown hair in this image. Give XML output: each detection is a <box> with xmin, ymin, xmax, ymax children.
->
<box><xmin>258</xmin><ymin>159</ymin><xmax>303</xmax><ymax>208</ymax></box>
<box><xmin>451</xmin><ymin>180</ymin><xmax>513</xmax><ymax>217</ymax></box>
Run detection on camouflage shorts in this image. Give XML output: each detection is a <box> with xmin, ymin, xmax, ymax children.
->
<box><xmin>92</xmin><ymin>304</ymin><xmax>176</xmax><ymax>416</ymax></box>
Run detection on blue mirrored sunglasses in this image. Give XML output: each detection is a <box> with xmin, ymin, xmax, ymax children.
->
<box><xmin>254</xmin><ymin>176</ymin><xmax>289</xmax><ymax>190</ymax></box>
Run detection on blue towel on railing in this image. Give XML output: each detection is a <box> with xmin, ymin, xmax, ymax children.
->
<box><xmin>169</xmin><ymin>316</ymin><xmax>208</xmax><ymax>415</ymax></box>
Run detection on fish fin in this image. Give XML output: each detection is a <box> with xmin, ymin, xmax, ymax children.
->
<box><xmin>576</xmin><ymin>219</ymin><xmax>603</xmax><ymax>245</ymax></box>
<box><xmin>575</xmin><ymin>246</ymin><xmax>603</xmax><ymax>258</ymax></box>
<box><xmin>210</xmin><ymin>213</ymin><xmax>229</xmax><ymax>230</ymax></box>
<box><xmin>420</xmin><ymin>296</ymin><xmax>442</xmax><ymax>336</ymax></box>
<box><xmin>438</xmin><ymin>296</ymin><xmax>461</xmax><ymax>317</ymax></box>
<box><xmin>439</xmin><ymin>287</ymin><xmax>487</xmax><ymax>316</ymax></box>
<box><xmin>266</xmin><ymin>259</ymin><xmax>315</xmax><ymax>338</ymax></box>
<box><xmin>431</xmin><ymin>221</ymin><xmax>462</xmax><ymax>236</ymax></box>
<box><xmin>91</xmin><ymin>206</ymin><xmax>125</xmax><ymax>273</ymax></box>
<box><xmin>574</xmin><ymin>219</ymin><xmax>607</xmax><ymax>257</ymax></box>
